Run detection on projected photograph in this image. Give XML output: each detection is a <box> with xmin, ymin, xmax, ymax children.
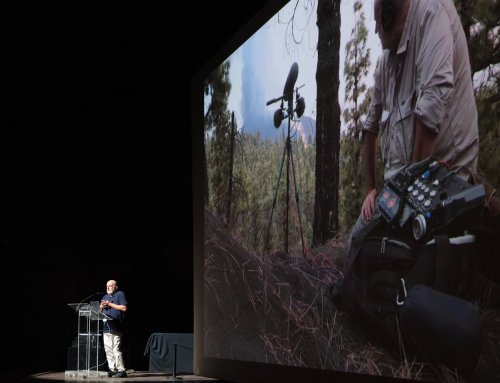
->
<box><xmin>201</xmin><ymin>0</ymin><xmax>500</xmax><ymax>381</ymax></box>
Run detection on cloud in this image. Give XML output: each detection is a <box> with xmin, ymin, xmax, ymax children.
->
<box><xmin>240</xmin><ymin>27</ymin><xmax>281</xmax><ymax>140</ymax></box>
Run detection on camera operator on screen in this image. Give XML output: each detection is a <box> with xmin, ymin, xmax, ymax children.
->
<box><xmin>347</xmin><ymin>0</ymin><xmax>479</xmax><ymax>251</ymax></box>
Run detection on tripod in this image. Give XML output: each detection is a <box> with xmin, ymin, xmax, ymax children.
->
<box><xmin>263</xmin><ymin>95</ymin><xmax>305</xmax><ymax>254</ymax></box>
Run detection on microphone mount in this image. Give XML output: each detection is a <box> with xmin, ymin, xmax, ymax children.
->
<box><xmin>266</xmin><ymin>95</ymin><xmax>285</xmax><ymax>106</ymax></box>
<box><xmin>294</xmin><ymin>85</ymin><xmax>305</xmax><ymax>118</ymax></box>
<box><xmin>264</xmin><ymin>63</ymin><xmax>306</xmax><ymax>255</ymax></box>
<box><xmin>74</xmin><ymin>292</ymin><xmax>103</xmax><ymax>313</ymax></box>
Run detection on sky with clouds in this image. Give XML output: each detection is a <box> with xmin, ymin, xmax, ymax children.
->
<box><xmin>211</xmin><ymin>0</ymin><xmax>384</xmax><ymax>140</ymax></box>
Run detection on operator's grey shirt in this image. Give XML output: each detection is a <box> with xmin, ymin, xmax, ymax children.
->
<box><xmin>363</xmin><ymin>0</ymin><xmax>478</xmax><ymax>181</ymax></box>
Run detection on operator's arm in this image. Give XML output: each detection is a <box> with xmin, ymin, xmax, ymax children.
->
<box><xmin>412</xmin><ymin>118</ymin><xmax>437</xmax><ymax>162</ymax></box>
<box><xmin>362</xmin><ymin>131</ymin><xmax>378</xmax><ymax>221</ymax></box>
<box><xmin>364</xmin><ymin>131</ymin><xmax>377</xmax><ymax>194</ymax></box>
<box><xmin>414</xmin><ymin>2</ymin><xmax>454</xmax><ymax>155</ymax></box>
<box><xmin>361</xmin><ymin>51</ymin><xmax>386</xmax><ymax>221</ymax></box>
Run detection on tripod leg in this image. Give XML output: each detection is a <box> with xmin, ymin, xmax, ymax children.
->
<box><xmin>289</xmin><ymin>147</ymin><xmax>305</xmax><ymax>255</ymax></box>
<box><xmin>263</xmin><ymin>144</ymin><xmax>287</xmax><ymax>253</ymax></box>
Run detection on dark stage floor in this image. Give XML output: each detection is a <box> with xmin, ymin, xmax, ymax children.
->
<box><xmin>18</xmin><ymin>371</ymin><xmax>221</xmax><ymax>383</ymax></box>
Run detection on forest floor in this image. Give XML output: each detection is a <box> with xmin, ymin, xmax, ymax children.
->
<box><xmin>203</xmin><ymin>207</ymin><xmax>500</xmax><ymax>382</ymax></box>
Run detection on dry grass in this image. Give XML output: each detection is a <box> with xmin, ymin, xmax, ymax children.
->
<box><xmin>433</xmin><ymin>363</ymin><xmax>467</xmax><ymax>383</ymax></box>
<box><xmin>249</xmin><ymin>245</ymin><xmax>411</xmax><ymax>375</ymax></box>
<box><xmin>204</xmin><ymin>210</ymin><xmax>499</xmax><ymax>382</ymax></box>
<box><xmin>345</xmin><ymin>344</ymin><xmax>384</xmax><ymax>375</ymax></box>
<box><xmin>324</xmin><ymin>232</ymin><xmax>349</xmax><ymax>250</ymax></box>
<box><xmin>206</xmin><ymin>214</ymin><xmax>415</xmax><ymax>376</ymax></box>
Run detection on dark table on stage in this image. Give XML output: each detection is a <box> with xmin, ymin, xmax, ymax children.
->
<box><xmin>144</xmin><ymin>333</ymin><xmax>194</xmax><ymax>373</ymax></box>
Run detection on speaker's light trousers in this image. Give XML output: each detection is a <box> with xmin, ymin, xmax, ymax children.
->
<box><xmin>103</xmin><ymin>332</ymin><xmax>125</xmax><ymax>371</ymax></box>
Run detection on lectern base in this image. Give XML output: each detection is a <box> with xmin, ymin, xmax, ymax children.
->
<box><xmin>65</xmin><ymin>370</ymin><xmax>108</xmax><ymax>378</ymax></box>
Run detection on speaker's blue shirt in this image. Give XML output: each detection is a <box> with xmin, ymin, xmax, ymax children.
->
<box><xmin>101</xmin><ymin>291</ymin><xmax>128</xmax><ymax>333</ymax></box>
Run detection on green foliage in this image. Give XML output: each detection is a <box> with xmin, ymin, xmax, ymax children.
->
<box><xmin>454</xmin><ymin>0</ymin><xmax>500</xmax><ymax>75</ymax></box>
<box><xmin>204</xmin><ymin>61</ymin><xmax>232</xmax><ymax>132</ymax></box>
<box><xmin>342</xmin><ymin>1</ymin><xmax>371</xmax><ymax>136</ymax></box>
<box><xmin>476</xmin><ymin>84</ymin><xmax>500</xmax><ymax>190</ymax></box>
<box><xmin>339</xmin><ymin>0</ymin><xmax>372</xmax><ymax>233</ymax></box>
<box><xmin>339</xmin><ymin>135</ymin><xmax>365</xmax><ymax>233</ymax></box>
<box><xmin>207</xmin><ymin>111</ymin><xmax>233</xmax><ymax>216</ymax></box>
<box><xmin>468</xmin><ymin>0</ymin><xmax>500</xmax><ymax>191</ymax></box>
<box><xmin>207</xmin><ymin>124</ymin><xmax>317</xmax><ymax>255</ymax></box>
<box><xmin>205</xmin><ymin>61</ymin><xmax>233</xmax><ymax>215</ymax></box>
<box><xmin>454</xmin><ymin>0</ymin><xmax>500</xmax><ymax>190</ymax></box>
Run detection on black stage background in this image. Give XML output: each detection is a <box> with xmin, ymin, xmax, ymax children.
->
<box><xmin>3</xmin><ymin>1</ymin><xmax>268</xmax><ymax>376</ymax></box>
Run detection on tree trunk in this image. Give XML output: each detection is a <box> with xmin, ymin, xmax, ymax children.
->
<box><xmin>313</xmin><ymin>0</ymin><xmax>341</xmax><ymax>246</ymax></box>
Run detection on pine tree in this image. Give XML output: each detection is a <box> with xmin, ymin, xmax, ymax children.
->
<box><xmin>454</xmin><ymin>0</ymin><xmax>500</xmax><ymax>190</ymax></box>
<box><xmin>476</xmin><ymin>84</ymin><xmax>500</xmax><ymax>189</ymax></box>
<box><xmin>339</xmin><ymin>0</ymin><xmax>371</xmax><ymax>232</ymax></box>
<box><xmin>454</xmin><ymin>0</ymin><xmax>500</xmax><ymax>80</ymax></box>
<box><xmin>204</xmin><ymin>61</ymin><xmax>232</xmax><ymax>216</ymax></box>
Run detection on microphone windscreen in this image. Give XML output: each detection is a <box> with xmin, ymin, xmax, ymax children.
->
<box><xmin>274</xmin><ymin>109</ymin><xmax>283</xmax><ymax>128</ymax></box>
<box><xmin>296</xmin><ymin>97</ymin><xmax>305</xmax><ymax>118</ymax></box>
<box><xmin>283</xmin><ymin>62</ymin><xmax>299</xmax><ymax>97</ymax></box>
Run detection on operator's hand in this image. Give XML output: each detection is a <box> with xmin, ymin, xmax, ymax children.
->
<box><xmin>362</xmin><ymin>189</ymin><xmax>377</xmax><ymax>221</ymax></box>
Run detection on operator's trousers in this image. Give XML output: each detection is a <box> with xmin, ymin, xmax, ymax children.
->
<box><xmin>103</xmin><ymin>332</ymin><xmax>125</xmax><ymax>371</ymax></box>
<box><xmin>346</xmin><ymin>209</ymin><xmax>381</xmax><ymax>256</ymax></box>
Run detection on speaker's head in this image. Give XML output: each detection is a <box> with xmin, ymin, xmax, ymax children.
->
<box><xmin>381</xmin><ymin>0</ymin><xmax>396</xmax><ymax>32</ymax></box>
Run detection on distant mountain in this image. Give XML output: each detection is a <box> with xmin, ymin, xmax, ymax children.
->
<box><xmin>298</xmin><ymin>116</ymin><xmax>346</xmax><ymax>141</ymax></box>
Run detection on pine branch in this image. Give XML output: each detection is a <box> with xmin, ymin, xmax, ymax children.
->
<box><xmin>486</xmin><ymin>92</ymin><xmax>500</xmax><ymax>105</ymax></box>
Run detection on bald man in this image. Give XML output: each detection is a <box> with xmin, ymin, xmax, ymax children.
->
<box><xmin>347</xmin><ymin>0</ymin><xmax>478</xmax><ymax>254</ymax></box>
<box><xmin>101</xmin><ymin>280</ymin><xmax>128</xmax><ymax>378</ymax></box>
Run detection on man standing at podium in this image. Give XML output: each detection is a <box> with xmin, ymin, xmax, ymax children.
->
<box><xmin>100</xmin><ymin>280</ymin><xmax>128</xmax><ymax>378</ymax></box>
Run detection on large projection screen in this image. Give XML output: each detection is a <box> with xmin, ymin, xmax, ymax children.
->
<box><xmin>192</xmin><ymin>0</ymin><xmax>498</xmax><ymax>382</ymax></box>
<box><xmin>191</xmin><ymin>1</ymin><xmax>409</xmax><ymax>382</ymax></box>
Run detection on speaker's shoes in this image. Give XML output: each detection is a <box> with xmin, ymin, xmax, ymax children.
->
<box><xmin>113</xmin><ymin>370</ymin><xmax>127</xmax><ymax>378</ymax></box>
